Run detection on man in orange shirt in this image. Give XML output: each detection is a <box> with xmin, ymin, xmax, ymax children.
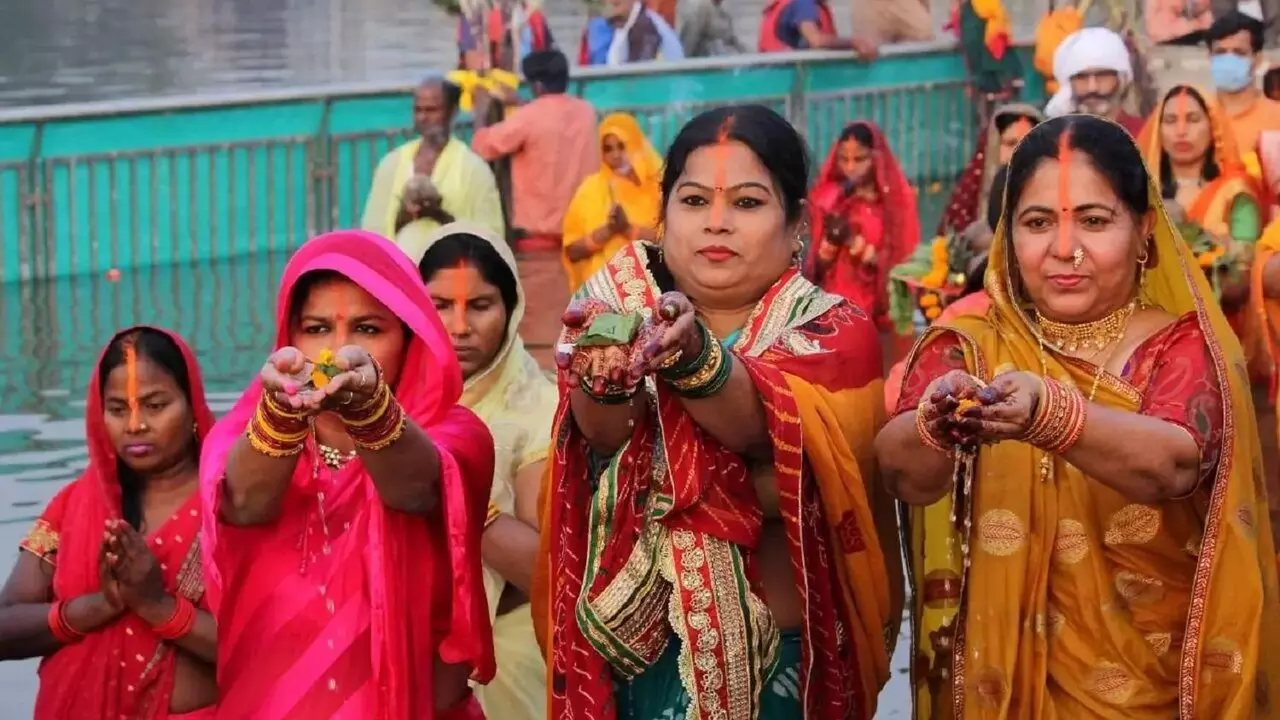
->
<box><xmin>471</xmin><ymin>50</ymin><xmax>599</xmax><ymax>254</ymax></box>
<box><xmin>1206</xmin><ymin>11</ymin><xmax>1280</xmax><ymax>169</ymax></box>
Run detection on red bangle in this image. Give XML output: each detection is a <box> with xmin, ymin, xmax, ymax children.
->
<box><xmin>48</xmin><ymin>601</ymin><xmax>83</xmax><ymax>644</ymax></box>
<box><xmin>152</xmin><ymin>596</ymin><xmax>197</xmax><ymax>641</ymax></box>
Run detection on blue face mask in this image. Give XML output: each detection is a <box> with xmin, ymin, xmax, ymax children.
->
<box><xmin>1210</xmin><ymin>53</ymin><xmax>1254</xmax><ymax>92</ymax></box>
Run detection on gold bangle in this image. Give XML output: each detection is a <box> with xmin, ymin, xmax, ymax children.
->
<box><xmin>485</xmin><ymin>502</ymin><xmax>502</xmax><ymax>530</ymax></box>
<box><xmin>669</xmin><ymin>336</ymin><xmax>724</xmax><ymax>392</ymax></box>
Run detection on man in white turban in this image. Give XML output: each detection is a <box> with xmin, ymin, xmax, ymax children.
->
<box><xmin>1045</xmin><ymin>26</ymin><xmax>1145</xmax><ymax>135</ymax></box>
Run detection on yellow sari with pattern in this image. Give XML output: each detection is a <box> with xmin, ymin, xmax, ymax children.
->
<box><xmin>407</xmin><ymin>221</ymin><xmax>557</xmax><ymax>720</ymax></box>
<box><xmin>900</xmin><ymin>117</ymin><xmax>1280</xmax><ymax>719</ymax></box>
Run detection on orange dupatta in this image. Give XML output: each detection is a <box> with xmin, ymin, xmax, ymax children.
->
<box><xmin>534</xmin><ymin>241</ymin><xmax>901</xmax><ymax>720</ymax></box>
<box><xmin>900</xmin><ymin>115</ymin><xmax>1280</xmax><ymax>718</ymax></box>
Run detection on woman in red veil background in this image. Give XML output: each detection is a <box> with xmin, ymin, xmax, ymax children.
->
<box><xmin>805</xmin><ymin>121</ymin><xmax>921</xmax><ymax>329</ymax></box>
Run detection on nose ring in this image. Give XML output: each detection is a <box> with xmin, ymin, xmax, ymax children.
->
<box><xmin>1072</xmin><ymin>248</ymin><xmax>1085</xmax><ymax>269</ymax></box>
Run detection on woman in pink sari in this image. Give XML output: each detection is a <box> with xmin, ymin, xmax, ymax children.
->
<box><xmin>806</xmin><ymin>121</ymin><xmax>921</xmax><ymax>328</ymax></box>
<box><xmin>199</xmin><ymin>230</ymin><xmax>496</xmax><ymax>719</ymax></box>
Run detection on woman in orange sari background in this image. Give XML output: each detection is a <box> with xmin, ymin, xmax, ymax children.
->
<box><xmin>1249</xmin><ymin>133</ymin><xmax>1280</xmax><ymax>546</ymax></box>
<box><xmin>561</xmin><ymin>112</ymin><xmax>662</xmax><ymax>292</ymax></box>
<box><xmin>806</xmin><ymin>121</ymin><xmax>921</xmax><ymax>328</ymax></box>
<box><xmin>1138</xmin><ymin>85</ymin><xmax>1264</xmax><ymax>339</ymax></box>
<box><xmin>881</xmin><ymin>114</ymin><xmax>1280</xmax><ymax>718</ymax></box>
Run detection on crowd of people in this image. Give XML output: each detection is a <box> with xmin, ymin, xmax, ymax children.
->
<box><xmin>4</xmin><ymin>4</ymin><xmax>1280</xmax><ymax>720</ymax></box>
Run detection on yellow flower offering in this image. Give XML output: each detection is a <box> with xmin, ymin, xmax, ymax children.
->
<box><xmin>920</xmin><ymin>236</ymin><xmax>950</xmax><ymax>289</ymax></box>
<box><xmin>310</xmin><ymin>349</ymin><xmax>341</xmax><ymax>389</ymax></box>
<box><xmin>953</xmin><ymin>397</ymin><xmax>981</xmax><ymax>419</ymax></box>
<box><xmin>925</xmin><ymin>305</ymin><xmax>943</xmax><ymax>320</ymax></box>
<box><xmin>919</xmin><ymin>293</ymin><xmax>940</xmax><ymax>309</ymax></box>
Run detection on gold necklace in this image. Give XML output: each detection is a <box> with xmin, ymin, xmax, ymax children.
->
<box><xmin>317</xmin><ymin>442</ymin><xmax>357</xmax><ymax>470</ymax></box>
<box><xmin>1035</xmin><ymin>301</ymin><xmax>1136</xmax><ymax>355</ymax></box>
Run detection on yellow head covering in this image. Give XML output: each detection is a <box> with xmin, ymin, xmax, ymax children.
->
<box><xmin>907</xmin><ymin>114</ymin><xmax>1279</xmax><ymax>718</ymax></box>
<box><xmin>597</xmin><ymin>112</ymin><xmax>663</xmax><ymax>185</ymax></box>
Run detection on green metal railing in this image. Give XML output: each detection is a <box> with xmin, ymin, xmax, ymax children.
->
<box><xmin>0</xmin><ymin>42</ymin><xmax>1043</xmax><ymax>283</ymax></box>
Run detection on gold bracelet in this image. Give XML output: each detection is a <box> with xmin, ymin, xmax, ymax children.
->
<box><xmin>485</xmin><ymin>502</ymin><xmax>502</xmax><ymax>530</ymax></box>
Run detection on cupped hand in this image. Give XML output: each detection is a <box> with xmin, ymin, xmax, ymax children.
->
<box><xmin>104</xmin><ymin>519</ymin><xmax>167</xmax><ymax>612</ymax></box>
<box><xmin>919</xmin><ymin>370</ymin><xmax>987</xmax><ymax>449</ymax></box>
<box><xmin>609</xmin><ymin>205</ymin><xmax>630</xmax><ymax>235</ymax></box>
<box><xmin>825</xmin><ymin>214</ymin><xmax>850</xmax><ymax>245</ymax></box>
<box><xmin>634</xmin><ymin>292</ymin><xmax>703</xmax><ymax>377</ymax></box>
<box><xmin>555</xmin><ymin>298</ymin><xmax>645</xmax><ymax>400</ymax></box>
<box><xmin>314</xmin><ymin>345</ymin><xmax>381</xmax><ymax>412</ymax></box>
<box><xmin>966</xmin><ymin>371</ymin><xmax>1043</xmax><ymax>443</ymax></box>
<box><xmin>260</xmin><ymin>347</ymin><xmax>322</xmax><ymax>413</ymax></box>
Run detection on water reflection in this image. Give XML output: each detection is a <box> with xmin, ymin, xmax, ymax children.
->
<box><xmin>0</xmin><ymin>0</ymin><xmax>1048</xmax><ymax>107</ymax></box>
<box><xmin>0</xmin><ymin>253</ymin><xmax>289</xmax><ymax>527</ymax></box>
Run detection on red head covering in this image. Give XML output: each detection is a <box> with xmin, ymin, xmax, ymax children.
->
<box><xmin>36</xmin><ymin>326</ymin><xmax>214</xmax><ymax>720</ymax></box>
<box><xmin>199</xmin><ymin>230</ymin><xmax>495</xmax><ymax>719</ymax></box>
<box><xmin>806</xmin><ymin>122</ymin><xmax>921</xmax><ymax>321</ymax></box>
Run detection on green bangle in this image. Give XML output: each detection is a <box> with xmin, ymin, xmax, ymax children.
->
<box><xmin>672</xmin><ymin>346</ymin><xmax>733</xmax><ymax>399</ymax></box>
<box><xmin>579</xmin><ymin>376</ymin><xmax>635</xmax><ymax>405</ymax></box>
<box><xmin>659</xmin><ymin>321</ymin><xmax>713</xmax><ymax>382</ymax></box>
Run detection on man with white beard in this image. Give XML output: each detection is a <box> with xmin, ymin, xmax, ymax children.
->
<box><xmin>1045</xmin><ymin>27</ymin><xmax>1146</xmax><ymax>136</ymax></box>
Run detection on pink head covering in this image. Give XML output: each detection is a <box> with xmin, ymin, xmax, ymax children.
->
<box><xmin>199</xmin><ymin>230</ymin><xmax>494</xmax><ymax>717</ymax></box>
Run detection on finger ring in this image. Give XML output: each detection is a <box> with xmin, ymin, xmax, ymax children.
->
<box><xmin>343</xmin><ymin>391</ymin><xmax>354</xmax><ymax>405</ymax></box>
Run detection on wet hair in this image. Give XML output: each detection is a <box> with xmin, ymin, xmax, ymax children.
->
<box><xmin>660</xmin><ymin>104</ymin><xmax>811</xmax><ymax>227</ymax></box>
<box><xmin>993</xmin><ymin>112</ymin><xmax>1041</xmax><ymax>136</ymax></box>
<box><xmin>522</xmin><ymin>50</ymin><xmax>570</xmax><ymax>94</ymax></box>
<box><xmin>1003</xmin><ymin>115</ymin><xmax>1151</xmax><ymax>228</ymax></box>
<box><xmin>98</xmin><ymin>328</ymin><xmax>194</xmax><ymax>529</ymax></box>
<box><xmin>1156</xmin><ymin>87</ymin><xmax>1221</xmax><ymax>200</ymax></box>
<box><xmin>839</xmin><ymin>122</ymin><xmax>875</xmax><ymax>149</ymax></box>
<box><xmin>1205</xmin><ymin>10</ymin><xmax>1264</xmax><ymax>53</ymax></box>
<box><xmin>418</xmin><ymin>233</ymin><xmax>519</xmax><ymax>319</ymax></box>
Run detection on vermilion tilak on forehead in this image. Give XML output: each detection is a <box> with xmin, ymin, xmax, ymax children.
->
<box><xmin>1057</xmin><ymin>129</ymin><xmax>1074</xmax><ymax>257</ymax></box>
<box><xmin>452</xmin><ymin>259</ymin><xmax>469</xmax><ymax>332</ymax></box>
<box><xmin>124</xmin><ymin>339</ymin><xmax>141</xmax><ymax>430</ymax></box>
<box><xmin>1175</xmin><ymin>89</ymin><xmax>1191</xmax><ymax>136</ymax></box>
<box><xmin>334</xmin><ymin>285</ymin><xmax>349</xmax><ymax>347</ymax></box>
<box><xmin>709</xmin><ymin>116</ymin><xmax>736</xmax><ymax>226</ymax></box>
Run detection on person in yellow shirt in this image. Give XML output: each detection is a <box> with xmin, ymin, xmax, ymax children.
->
<box><xmin>360</xmin><ymin>76</ymin><xmax>505</xmax><ymax>257</ymax></box>
<box><xmin>560</xmin><ymin>113</ymin><xmax>661</xmax><ymax>291</ymax></box>
<box><xmin>1206</xmin><ymin>11</ymin><xmax>1280</xmax><ymax>175</ymax></box>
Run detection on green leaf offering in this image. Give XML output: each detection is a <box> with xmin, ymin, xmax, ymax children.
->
<box><xmin>577</xmin><ymin>312</ymin><xmax>644</xmax><ymax>347</ymax></box>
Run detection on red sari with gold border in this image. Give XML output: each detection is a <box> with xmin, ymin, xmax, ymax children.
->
<box><xmin>534</xmin><ymin>241</ymin><xmax>902</xmax><ymax>720</ymax></box>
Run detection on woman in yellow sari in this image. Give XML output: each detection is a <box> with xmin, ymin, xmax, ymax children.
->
<box><xmin>560</xmin><ymin>112</ymin><xmax>662</xmax><ymax>292</ymax></box>
<box><xmin>1249</xmin><ymin>142</ymin><xmax>1280</xmax><ymax>550</ymax></box>
<box><xmin>880</xmin><ymin>114</ymin><xmax>1280</xmax><ymax>718</ymax></box>
<box><xmin>411</xmin><ymin>221</ymin><xmax>558</xmax><ymax>719</ymax></box>
<box><xmin>535</xmin><ymin>105</ymin><xmax>902</xmax><ymax>720</ymax></box>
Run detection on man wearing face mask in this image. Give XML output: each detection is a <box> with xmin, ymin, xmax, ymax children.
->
<box><xmin>1206</xmin><ymin>11</ymin><xmax>1280</xmax><ymax>173</ymax></box>
<box><xmin>1044</xmin><ymin>27</ymin><xmax>1145</xmax><ymax>136</ymax></box>
<box><xmin>360</xmin><ymin>75</ymin><xmax>505</xmax><ymax>252</ymax></box>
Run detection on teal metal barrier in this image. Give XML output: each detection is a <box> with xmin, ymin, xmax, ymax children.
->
<box><xmin>0</xmin><ymin>42</ymin><xmax>1043</xmax><ymax>283</ymax></box>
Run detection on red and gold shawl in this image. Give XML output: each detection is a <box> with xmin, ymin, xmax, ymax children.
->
<box><xmin>533</xmin><ymin>241</ymin><xmax>902</xmax><ymax>720</ymax></box>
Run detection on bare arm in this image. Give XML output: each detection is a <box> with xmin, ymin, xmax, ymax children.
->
<box><xmin>221</xmin><ymin>439</ymin><xmax>303</xmax><ymax>526</ymax></box>
<box><xmin>358</xmin><ymin>420</ymin><xmax>442</xmax><ymax>515</ymax></box>
<box><xmin>1058</xmin><ymin>405</ymin><xmax>1201</xmax><ymax>502</ymax></box>
<box><xmin>673</xmin><ymin>356</ymin><xmax>771</xmax><ymax>458</ymax></box>
<box><xmin>569</xmin><ymin>393</ymin><xmax>644</xmax><ymax>456</ymax></box>
<box><xmin>875</xmin><ymin>410</ymin><xmax>957</xmax><ymax>505</ymax></box>
<box><xmin>0</xmin><ymin>552</ymin><xmax>121</xmax><ymax>661</ymax></box>
<box><xmin>479</xmin><ymin>461</ymin><xmax>545</xmax><ymax>594</ymax></box>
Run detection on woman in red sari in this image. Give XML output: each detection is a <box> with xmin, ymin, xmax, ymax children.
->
<box><xmin>806</xmin><ymin>121</ymin><xmax>921</xmax><ymax>327</ymax></box>
<box><xmin>0</xmin><ymin>326</ymin><xmax>217</xmax><ymax>719</ymax></box>
<box><xmin>535</xmin><ymin>104</ymin><xmax>902</xmax><ymax>720</ymax></box>
<box><xmin>199</xmin><ymin>230</ymin><xmax>496</xmax><ymax>719</ymax></box>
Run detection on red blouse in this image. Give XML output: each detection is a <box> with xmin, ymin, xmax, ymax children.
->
<box><xmin>896</xmin><ymin>313</ymin><xmax>1224</xmax><ymax>483</ymax></box>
